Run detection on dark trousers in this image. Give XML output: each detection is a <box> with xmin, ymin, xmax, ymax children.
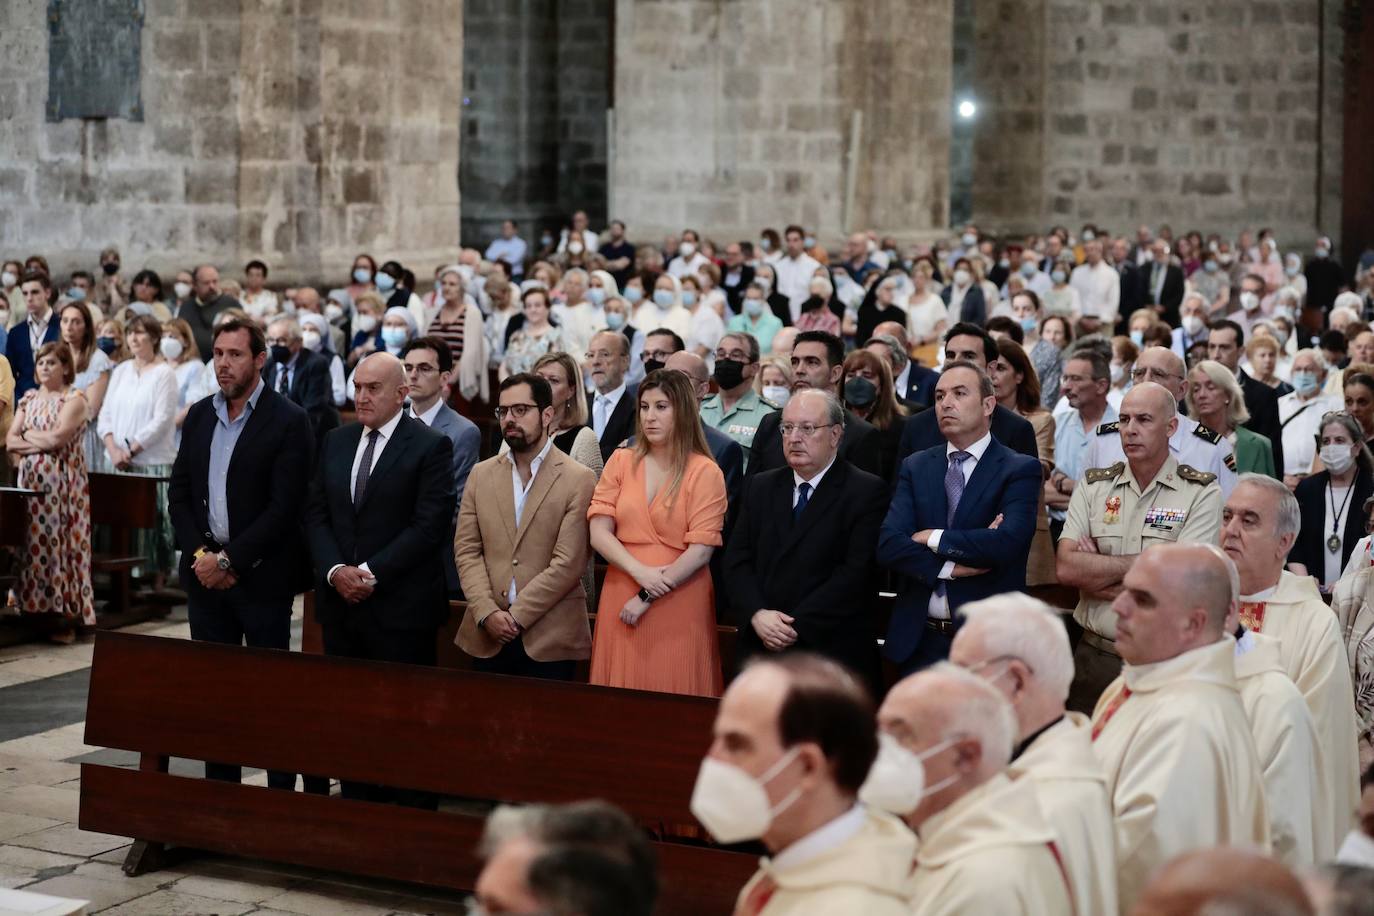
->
<box><xmin>187</xmin><ymin>586</ymin><xmax>297</xmax><ymax>791</ymax></box>
<box><xmin>895</xmin><ymin>627</ymin><xmax>954</xmax><ymax>677</ymax></box>
<box><xmin>1068</xmin><ymin>636</ymin><xmax>1122</xmax><ymax>715</ymax></box>
<box><xmin>308</xmin><ymin>611</ymin><xmax>440</xmax><ymax>808</ymax></box>
<box><xmin>472</xmin><ymin>637</ymin><xmax>576</xmax><ymax>681</ymax></box>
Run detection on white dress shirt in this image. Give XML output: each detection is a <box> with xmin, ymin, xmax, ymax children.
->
<box><xmin>592</xmin><ymin>380</ymin><xmax>627</xmax><ymax>440</ymax></box>
<box><xmin>509</xmin><ymin>436</ymin><xmax>555</xmax><ymax>604</ymax></box>
<box><xmin>792</xmin><ymin>456</ymin><xmax>837</xmax><ymax>508</ymax></box>
<box><xmin>774</xmin><ymin>252</ymin><xmax>822</xmax><ymax>319</ymax></box>
<box><xmin>97</xmin><ymin>360</ymin><xmax>179</xmax><ymax>465</ymax></box>
<box><xmin>410</xmin><ymin>398</ymin><xmax>444</xmax><ymax>427</ymax></box>
<box><xmin>1070</xmin><ymin>260</ymin><xmax>1122</xmax><ymax>324</ymax></box>
<box><xmin>27</xmin><ymin>308</ymin><xmax>52</xmax><ymax>350</ymax></box>
<box><xmin>326</xmin><ymin>408</ymin><xmax>406</xmax><ymax>586</ymax></box>
<box><xmin>927</xmin><ymin>431</ymin><xmax>993</xmax><ymax>619</ymax></box>
<box><xmin>666</xmin><ymin>252</ymin><xmax>709</xmax><ymax>279</ymax></box>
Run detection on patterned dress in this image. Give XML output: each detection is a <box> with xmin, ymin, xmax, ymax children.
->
<box><xmin>13</xmin><ymin>389</ymin><xmax>95</xmax><ymax>625</ymax></box>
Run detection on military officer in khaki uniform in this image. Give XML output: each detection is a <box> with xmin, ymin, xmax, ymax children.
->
<box><xmin>700</xmin><ymin>332</ymin><xmax>778</xmax><ymax>470</ymax></box>
<box><xmin>1057</xmin><ymin>382</ymin><xmax>1223</xmax><ymax>712</ymax></box>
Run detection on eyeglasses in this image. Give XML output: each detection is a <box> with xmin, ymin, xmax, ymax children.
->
<box><xmin>1130</xmin><ymin>366</ymin><xmax>1181</xmax><ymax>382</ymax></box>
<box><xmin>404</xmin><ymin>363</ymin><xmax>438</xmax><ymax>375</ymax></box>
<box><xmin>494</xmin><ymin>403</ymin><xmax>539</xmax><ymax>420</ymax></box>
<box><xmin>779</xmin><ymin>422</ymin><xmax>839</xmax><ymax>438</ymax></box>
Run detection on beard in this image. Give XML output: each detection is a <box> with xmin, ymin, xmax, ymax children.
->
<box><xmin>503</xmin><ymin>428</ymin><xmax>532</xmax><ymax>453</ymax></box>
<box><xmin>220</xmin><ymin>373</ymin><xmax>252</xmax><ymax>400</ymax></box>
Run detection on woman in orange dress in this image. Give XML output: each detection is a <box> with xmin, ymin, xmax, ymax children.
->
<box><xmin>588</xmin><ymin>370</ymin><xmax>727</xmax><ymax>696</ymax></box>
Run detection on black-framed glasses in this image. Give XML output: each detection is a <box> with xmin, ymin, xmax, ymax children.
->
<box><xmin>494</xmin><ymin>403</ymin><xmax>538</xmax><ymax>420</ymax></box>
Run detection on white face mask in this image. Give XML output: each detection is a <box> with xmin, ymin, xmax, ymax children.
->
<box><xmin>1110</xmin><ymin>362</ymin><xmax>1125</xmax><ymax>384</ymax></box>
<box><xmin>953</xmin><ymin>269</ymin><xmax>971</xmax><ymax>287</ymax></box>
<box><xmin>762</xmin><ymin>385</ymin><xmax>790</xmax><ymax>407</ymax></box>
<box><xmin>568</xmin><ymin>241</ymin><xmax>585</xmax><ymax>256</ymax></box>
<box><xmin>858</xmin><ymin>733</ymin><xmax>961</xmax><ymax>816</ymax></box>
<box><xmin>1321</xmin><ymin>443</ymin><xmax>1356</xmax><ymax>475</ymax></box>
<box><xmin>689</xmin><ymin>747</ymin><xmax>802</xmax><ymax>844</ymax></box>
<box><xmin>679</xmin><ymin>241</ymin><xmax>696</xmax><ymax>259</ymax></box>
<box><xmin>302</xmin><ymin>329</ymin><xmax>323</xmax><ymax>352</ymax></box>
<box><xmin>324</xmin><ymin>303</ymin><xmax>345</xmax><ymax>322</ymax></box>
<box><xmin>0</xmin><ymin>271</ymin><xmax>15</xmax><ymax>288</ymax></box>
<box><xmin>356</xmin><ymin>314</ymin><xmax>378</xmax><ymax>333</ymax></box>
<box><xmin>1239</xmin><ymin>291</ymin><xmax>1260</xmax><ymax>312</ymax></box>
<box><xmin>1181</xmin><ymin>314</ymin><xmax>1205</xmax><ymax>337</ymax></box>
<box><xmin>159</xmin><ymin>336</ymin><xmax>184</xmax><ymax>361</ymax></box>
<box><xmin>174</xmin><ymin>281</ymin><xmax>193</xmax><ymax>300</ymax></box>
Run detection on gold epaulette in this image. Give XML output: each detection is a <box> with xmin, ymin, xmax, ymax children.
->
<box><xmin>1084</xmin><ymin>462</ymin><xmax>1125</xmax><ymax>484</ymax></box>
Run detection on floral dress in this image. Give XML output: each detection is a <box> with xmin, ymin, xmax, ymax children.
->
<box><xmin>12</xmin><ymin>389</ymin><xmax>95</xmax><ymax>625</ymax></box>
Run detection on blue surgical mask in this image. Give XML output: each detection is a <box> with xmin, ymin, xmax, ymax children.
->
<box><xmin>375</xmin><ymin>272</ymin><xmax>397</xmax><ymax>293</ymax></box>
<box><xmin>1020</xmin><ymin>316</ymin><xmax>1038</xmax><ymax>333</ymax></box>
<box><xmin>1292</xmin><ymin>370</ymin><xmax>1319</xmax><ymax>395</ymax></box>
<box><xmin>1203</xmin><ymin>260</ymin><xmax>1218</xmax><ymax>273</ymax></box>
<box><xmin>744</xmin><ymin>297</ymin><xmax>765</xmax><ymax>317</ymax></box>
<box><xmin>1019</xmin><ymin>261</ymin><xmax>1036</xmax><ymax>277</ymax></box>
<box><xmin>1130</xmin><ymin>330</ymin><xmax>1144</xmax><ymax>347</ymax></box>
<box><xmin>67</xmin><ymin>286</ymin><xmax>87</xmax><ymax>301</ymax></box>
<box><xmin>1051</xmin><ymin>269</ymin><xmax>1066</xmax><ymax>284</ymax></box>
<box><xmin>653</xmin><ymin>290</ymin><xmax>675</xmax><ymax>309</ymax></box>
<box><xmin>381</xmin><ymin>326</ymin><xmax>408</xmax><ymax>348</ymax></box>
<box><xmin>353</xmin><ymin>267</ymin><xmax>372</xmax><ymax>284</ymax></box>
<box><xmin>605</xmin><ymin>311</ymin><xmax>626</xmax><ymax>330</ymax></box>
<box><xmin>624</xmin><ymin>286</ymin><xmax>643</xmax><ymax>304</ymax></box>
<box><xmin>588</xmin><ymin>287</ymin><xmax>607</xmax><ymax>306</ymax></box>
<box><xmin>1285</xmin><ymin>265</ymin><xmax>1299</xmax><ymax>277</ymax></box>
<box><xmin>682</xmin><ymin>291</ymin><xmax>698</xmax><ymax>307</ymax></box>
<box><xmin>1316</xmin><ymin>246</ymin><xmax>1330</xmax><ymax>259</ymax></box>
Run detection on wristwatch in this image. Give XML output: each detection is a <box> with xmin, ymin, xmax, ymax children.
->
<box><xmin>637</xmin><ymin>588</ymin><xmax>654</xmax><ymax>603</ymax></box>
<box><xmin>216</xmin><ymin>551</ymin><xmax>232</xmax><ymax>571</ymax></box>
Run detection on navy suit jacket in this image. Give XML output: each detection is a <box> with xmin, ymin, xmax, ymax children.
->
<box><xmin>877</xmin><ymin>437</ymin><xmax>1042</xmax><ymax>664</ymax></box>
<box><xmin>904</xmin><ymin>364</ymin><xmax>938</xmax><ymax>407</ymax></box>
<box><xmin>423</xmin><ymin>401</ymin><xmax>481</xmax><ymax>594</ymax></box>
<box><xmin>897</xmin><ymin>401</ymin><xmax>1039</xmax><ymax>465</ymax></box>
<box><xmin>939</xmin><ymin>284</ymin><xmax>987</xmax><ymax>326</ymax></box>
<box><xmin>4</xmin><ymin>316</ymin><xmax>59</xmax><ymax>398</ymax></box>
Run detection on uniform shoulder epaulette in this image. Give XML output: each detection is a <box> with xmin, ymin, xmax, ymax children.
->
<box><xmin>1084</xmin><ymin>462</ymin><xmax>1125</xmax><ymax>484</ymax></box>
<box><xmin>1178</xmin><ymin>463</ymin><xmax>1218</xmax><ymax>485</ymax></box>
<box><xmin>1193</xmin><ymin>423</ymin><xmax>1222</xmax><ymax>445</ymax></box>
<box><xmin>759</xmin><ymin>395</ymin><xmax>780</xmax><ymax>409</ymax></box>
<box><xmin>1096</xmin><ymin>421</ymin><xmax>1120</xmax><ymax>436</ymax></box>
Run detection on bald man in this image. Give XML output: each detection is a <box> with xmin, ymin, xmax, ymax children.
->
<box><xmin>868</xmin><ymin>662</ymin><xmax>1072</xmax><ymax>915</ymax></box>
<box><xmin>1092</xmin><ymin>543</ymin><xmax>1270</xmax><ymax>911</ymax></box>
<box><xmin>1130</xmin><ymin>846</ymin><xmax>1313</xmax><ymax>916</ymax></box>
<box><xmin>1081</xmin><ymin>346</ymin><xmax>1237</xmax><ymax>496</ymax></box>
<box><xmin>1058</xmin><ymin>382</ymin><xmax>1223</xmax><ymax>710</ymax></box>
<box><xmin>951</xmin><ymin>595</ymin><xmax>1116</xmax><ymax>916</ymax></box>
<box><xmin>662</xmin><ymin>350</ymin><xmax>744</xmax><ymax>504</ymax></box>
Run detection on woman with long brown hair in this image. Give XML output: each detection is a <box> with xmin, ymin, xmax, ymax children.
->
<box><xmin>58</xmin><ymin>301</ymin><xmax>111</xmax><ymax>468</ymax></box>
<box><xmin>840</xmin><ymin>348</ymin><xmax>909</xmax><ymax>480</ymax></box>
<box><xmin>587</xmin><ymin>369</ymin><xmax>728</xmax><ymax>696</ymax></box>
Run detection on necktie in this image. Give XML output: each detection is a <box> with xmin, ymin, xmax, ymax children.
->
<box><xmin>278</xmin><ymin>364</ymin><xmax>289</xmax><ymax>394</ymax></box>
<box><xmin>1152</xmin><ymin>263</ymin><xmax>1163</xmax><ymax>301</ymax></box>
<box><xmin>593</xmin><ymin>395</ymin><xmax>608</xmax><ymax>438</ymax></box>
<box><xmin>935</xmin><ymin>452</ymin><xmax>971</xmax><ymax>602</ymax></box>
<box><xmin>1238</xmin><ymin>601</ymin><xmax>1267</xmax><ymax>632</ymax></box>
<box><xmin>733</xmin><ymin>874</ymin><xmax>778</xmax><ymax>916</ymax></box>
<box><xmin>353</xmin><ymin>429</ymin><xmax>380</xmax><ymax>510</ymax></box>
<box><xmin>1091</xmin><ymin>686</ymin><xmax>1132</xmax><ymax>741</ymax></box>
<box><xmin>793</xmin><ymin>481</ymin><xmax>812</xmax><ymax>522</ymax></box>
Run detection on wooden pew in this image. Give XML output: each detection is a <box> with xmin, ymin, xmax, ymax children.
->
<box><xmin>79</xmin><ymin>631</ymin><xmax>756</xmax><ymax>914</ymax></box>
<box><xmin>88</xmin><ymin>472</ymin><xmax>165</xmax><ymax>621</ymax></box>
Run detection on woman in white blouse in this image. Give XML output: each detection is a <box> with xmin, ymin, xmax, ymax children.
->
<box><xmin>97</xmin><ymin>312</ymin><xmax>179</xmax><ymax>584</ymax></box>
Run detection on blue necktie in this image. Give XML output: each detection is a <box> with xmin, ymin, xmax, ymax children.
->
<box><xmin>936</xmin><ymin>452</ymin><xmax>971</xmax><ymax>600</ymax></box>
<box><xmin>793</xmin><ymin>481</ymin><xmax>812</xmax><ymax>522</ymax></box>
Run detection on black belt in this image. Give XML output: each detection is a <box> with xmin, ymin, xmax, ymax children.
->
<box><xmin>925</xmin><ymin>618</ymin><xmax>957</xmax><ymax>635</ymax></box>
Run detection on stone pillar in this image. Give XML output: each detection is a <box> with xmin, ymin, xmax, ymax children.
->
<box><xmin>0</xmin><ymin>0</ymin><xmax>461</xmax><ymax>286</ymax></box>
<box><xmin>611</xmin><ymin>0</ymin><xmax>951</xmax><ymax>245</ymax></box>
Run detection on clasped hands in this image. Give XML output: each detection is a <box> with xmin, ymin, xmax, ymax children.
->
<box><xmin>193</xmin><ymin>549</ymin><xmax>237</xmax><ymax>590</ymax></box>
<box><xmin>909</xmin><ymin>514</ymin><xmax>1003</xmax><ymax>578</ymax></box>
<box><xmin>331</xmin><ymin>565</ymin><xmax>375</xmax><ymax>604</ymax></box>
<box><xmin>620</xmin><ymin>563</ymin><xmax>675</xmax><ymax>627</ymax></box>
<box><xmin>752</xmin><ymin>609</ymin><xmax>797</xmax><ymax>651</ymax></box>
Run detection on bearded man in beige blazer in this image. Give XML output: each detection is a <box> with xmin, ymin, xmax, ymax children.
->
<box><xmin>456</xmin><ymin>372</ymin><xmax>597</xmax><ymax>679</ymax></box>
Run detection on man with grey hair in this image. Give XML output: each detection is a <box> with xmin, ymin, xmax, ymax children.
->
<box><xmin>1222</xmin><ymin>473</ymin><xmax>1361</xmax><ymax>849</ymax></box>
<box><xmin>863</xmin><ymin>332</ymin><xmax>919</xmax><ymax>409</ymax></box>
<box><xmin>1092</xmin><ymin>542</ymin><xmax>1270</xmax><ymax>911</ymax></box>
<box><xmin>868</xmin><ymin>662</ymin><xmax>1073</xmax><ymax>914</ymax></box>
<box><xmin>1058</xmin><ymin>382</ymin><xmax>1223</xmax><ymax>710</ymax></box>
<box><xmin>263</xmin><ymin>314</ymin><xmax>338</xmax><ymax>448</ymax></box>
<box><xmin>872</xmin><ymin>319</ymin><xmax>939</xmax><ymax>405</ymax></box>
<box><xmin>473</xmin><ymin>800</ymin><xmax>657</xmax><ymax>916</ymax></box>
<box><xmin>950</xmin><ymin>594</ymin><xmax>1117</xmax><ymax>915</ymax></box>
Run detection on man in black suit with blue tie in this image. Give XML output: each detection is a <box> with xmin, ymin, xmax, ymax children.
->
<box><xmin>169</xmin><ymin>317</ymin><xmax>315</xmax><ymax>790</ymax></box>
<box><xmin>878</xmin><ymin>361</ymin><xmax>1041</xmax><ymax>674</ymax></box>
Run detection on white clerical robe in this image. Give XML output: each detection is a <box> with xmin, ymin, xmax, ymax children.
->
<box><xmin>907</xmin><ymin>773</ymin><xmax>1074</xmax><ymax>916</ymax></box>
<box><xmin>1240</xmin><ymin>571</ymin><xmax>1361</xmax><ymax>846</ymax></box>
<box><xmin>1008</xmin><ymin>713</ymin><xmax>1118</xmax><ymax>916</ymax></box>
<box><xmin>1091</xmin><ymin>637</ymin><xmax>1270</xmax><ymax>912</ymax></box>
<box><xmin>1236</xmin><ymin>631</ymin><xmax>1334</xmax><ymax>867</ymax></box>
<box><xmin>735</xmin><ymin>807</ymin><xmax>915</xmax><ymax>916</ymax></box>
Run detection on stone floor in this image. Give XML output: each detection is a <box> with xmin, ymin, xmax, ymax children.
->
<box><xmin>0</xmin><ymin>604</ymin><xmax>471</xmax><ymax>915</ymax></box>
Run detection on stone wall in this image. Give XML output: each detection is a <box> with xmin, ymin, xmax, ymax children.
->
<box><xmin>0</xmin><ymin>0</ymin><xmax>461</xmax><ymax>286</ymax></box>
<box><xmin>610</xmin><ymin>0</ymin><xmax>952</xmax><ymax>246</ymax></box>
<box><xmin>974</xmin><ymin>0</ymin><xmax>1345</xmax><ymax>245</ymax></box>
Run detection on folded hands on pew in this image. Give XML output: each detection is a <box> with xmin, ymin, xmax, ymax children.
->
<box><xmin>752</xmin><ymin>610</ymin><xmax>797</xmax><ymax>652</ymax></box>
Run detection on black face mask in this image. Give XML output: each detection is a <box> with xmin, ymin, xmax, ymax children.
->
<box><xmin>712</xmin><ymin>358</ymin><xmax>746</xmax><ymax>390</ymax></box>
<box><xmin>801</xmin><ymin>295</ymin><xmax>824</xmax><ymax>313</ymax></box>
<box><xmin>102</xmin><ymin>262</ymin><xmax>120</xmax><ymax>276</ymax></box>
<box><xmin>844</xmin><ymin>376</ymin><xmax>878</xmax><ymax>408</ymax></box>
<box><xmin>643</xmin><ymin>359</ymin><xmax>665</xmax><ymax>376</ymax></box>
<box><xmin>270</xmin><ymin>344</ymin><xmax>292</xmax><ymax>365</ymax></box>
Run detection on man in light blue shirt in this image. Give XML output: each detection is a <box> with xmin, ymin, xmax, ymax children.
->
<box><xmin>485</xmin><ymin>219</ymin><xmax>528</xmax><ymax>278</ymax></box>
<box><xmin>1047</xmin><ymin>350</ymin><xmax>1115</xmax><ymax>538</ymax></box>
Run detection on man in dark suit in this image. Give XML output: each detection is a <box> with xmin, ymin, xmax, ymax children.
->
<box><xmin>939</xmin><ymin>257</ymin><xmax>987</xmax><ymax>327</ymax></box>
<box><xmin>1143</xmin><ymin>239</ymin><xmax>1185</xmax><ymax>326</ymax></box>
<box><xmin>878</xmin><ymin>361</ymin><xmax>1041</xmax><ymax>674</ymax></box>
<box><xmin>1206</xmin><ymin>319</ymin><xmax>1284</xmax><ymax>475</ymax></box>
<box><xmin>169</xmin><ymin>317</ymin><xmax>314</xmax><ymax>789</ymax></box>
<box><xmin>401</xmin><ymin>336</ymin><xmax>481</xmax><ymax>598</ymax></box>
<box><xmin>180</xmin><ymin>264</ymin><xmax>239</xmax><ymax>360</ymax></box>
<box><xmin>748</xmin><ymin>330</ymin><xmax>882</xmax><ymax>477</ymax></box>
<box><xmin>587</xmin><ymin>330</ymin><xmax>637</xmax><ymax>461</ymax></box>
<box><xmin>4</xmin><ymin>271</ymin><xmax>60</xmax><ymax>398</ymax></box>
<box><xmin>263</xmin><ymin>316</ymin><xmax>340</xmax><ymax>448</ymax></box>
<box><xmin>896</xmin><ymin>323</ymin><xmax>1039</xmax><ymax>464</ymax></box>
<box><xmin>867</xmin><ymin>323</ymin><xmax>932</xmax><ymax>409</ymax></box>
<box><xmin>724</xmin><ymin>389</ymin><xmax>887</xmax><ymax>688</ymax></box>
<box><xmin>1112</xmin><ymin>236</ymin><xmax>1144</xmax><ymax>326</ymax></box>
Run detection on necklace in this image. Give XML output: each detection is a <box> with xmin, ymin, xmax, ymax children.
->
<box><xmin>1327</xmin><ymin>478</ymin><xmax>1356</xmax><ymax>553</ymax></box>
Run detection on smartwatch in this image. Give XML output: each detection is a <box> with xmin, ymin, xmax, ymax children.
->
<box><xmin>637</xmin><ymin>588</ymin><xmax>653</xmax><ymax>603</ymax></box>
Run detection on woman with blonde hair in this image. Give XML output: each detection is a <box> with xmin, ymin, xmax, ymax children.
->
<box><xmin>1187</xmin><ymin>359</ymin><xmax>1275</xmax><ymax>477</ymax></box>
<box><xmin>587</xmin><ymin>370</ymin><xmax>727</xmax><ymax>696</ymax></box>
<box><xmin>532</xmin><ymin>351</ymin><xmax>603</xmax><ymax>477</ymax></box>
<box><xmin>753</xmin><ymin>356</ymin><xmax>793</xmax><ymax>407</ymax></box>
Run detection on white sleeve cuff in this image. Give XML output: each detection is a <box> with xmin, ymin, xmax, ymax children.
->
<box><xmin>938</xmin><ymin>561</ymin><xmax>956</xmax><ymax>581</ymax></box>
<box><xmin>928</xmin><ymin>529</ymin><xmax>945</xmax><ymax>553</ymax></box>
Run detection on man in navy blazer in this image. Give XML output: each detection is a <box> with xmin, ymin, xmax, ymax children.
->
<box><xmin>878</xmin><ymin>361</ymin><xmax>1041</xmax><ymax>674</ymax></box>
<box><xmin>401</xmin><ymin>336</ymin><xmax>481</xmax><ymax>597</ymax></box>
<box><xmin>169</xmin><ymin>317</ymin><xmax>315</xmax><ymax>790</ymax></box>
<box><xmin>4</xmin><ymin>271</ymin><xmax>60</xmax><ymax>398</ymax></box>
<box><xmin>896</xmin><ymin>322</ymin><xmax>1039</xmax><ymax>465</ymax></box>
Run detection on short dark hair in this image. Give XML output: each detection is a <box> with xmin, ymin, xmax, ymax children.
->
<box><xmin>522</xmin><ymin>286</ymin><xmax>551</xmax><ymax>309</ymax></box>
<box><xmin>1241</xmin><ymin>272</ymin><xmax>1266</xmax><ymax>290</ymax></box>
<box><xmin>763</xmin><ymin>653</ymin><xmax>878</xmax><ymax>795</ymax></box>
<box><xmin>528</xmin><ymin>801</ymin><xmax>657</xmax><ymax>916</ymax></box>
<box><xmin>944</xmin><ymin>322</ymin><xmax>999</xmax><ymax>364</ymax></box>
<box><xmin>941</xmin><ymin>359</ymin><xmax>996</xmax><ymax>399</ymax></box>
<box><xmin>213</xmin><ymin>317</ymin><xmax>267</xmax><ymax>356</ymax></box>
<box><xmin>130</xmin><ymin>269</ymin><xmax>163</xmax><ymax>298</ymax></box>
<box><xmin>784</xmin><ymin>224</ymin><xmax>805</xmax><ymax>240</ymax></box>
<box><xmin>500</xmin><ymin>371</ymin><xmax>553</xmax><ymax>411</ymax></box>
<box><xmin>402</xmin><ymin>335</ymin><xmax>454</xmax><ymax>374</ymax></box>
<box><xmin>984</xmin><ymin>315</ymin><xmax>1024</xmax><ymax>345</ymax></box>
<box><xmin>34</xmin><ymin>341</ymin><xmax>75</xmax><ymax>385</ymax></box>
<box><xmin>20</xmin><ymin>269</ymin><xmax>51</xmax><ymax>290</ymax></box>
<box><xmin>644</xmin><ymin>328</ymin><xmax>685</xmax><ymax>353</ymax></box>
<box><xmin>70</xmin><ymin>270</ymin><xmax>93</xmax><ymax>284</ymax></box>
<box><xmin>793</xmin><ymin>330</ymin><xmax>844</xmax><ymax>368</ymax></box>
<box><xmin>245</xmin><ymin>259</ymin><xmax>269</xmax><ymax>275</ymax></box>
<box><xmin>1066</xmin><ymin>349</ymin><xmax>1111</xmax><ymax>383</ymax></box>
<box><xmin>1209</xmin><ymin>318</ymin><xmax>1244</xmax><ymax>346</ymax></box>
<box><xmin>1320</xmin><ymin>330</ymin><xmax>1349</xmax><ymax>354</ymax></box>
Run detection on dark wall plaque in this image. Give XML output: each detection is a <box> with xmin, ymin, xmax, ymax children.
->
<box><xmin>47</xmin><ymin>0</ymin><xmax>144</xmax><ymax>121</ymax></box>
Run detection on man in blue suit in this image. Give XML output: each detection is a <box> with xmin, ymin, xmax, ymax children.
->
<box><xmin>878</xmin><ymin>360</ymin><xmax>1041</xmax><ymax>674</ymax></box>
<box><xmin>4</xmin><ymin>271</ymin><xmax>60</xmax><ymax>398</ymax></box>
<box><xmin>401</xmin><ymin>336</ymin><xmax>481</xmax><ymax>599</ymax></box>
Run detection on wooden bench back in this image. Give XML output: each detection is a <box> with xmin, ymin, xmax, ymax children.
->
<box><xmin>88</xmin><ymin>472</ymin><xmax>162</xmax><ymax>528</ymax></box>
